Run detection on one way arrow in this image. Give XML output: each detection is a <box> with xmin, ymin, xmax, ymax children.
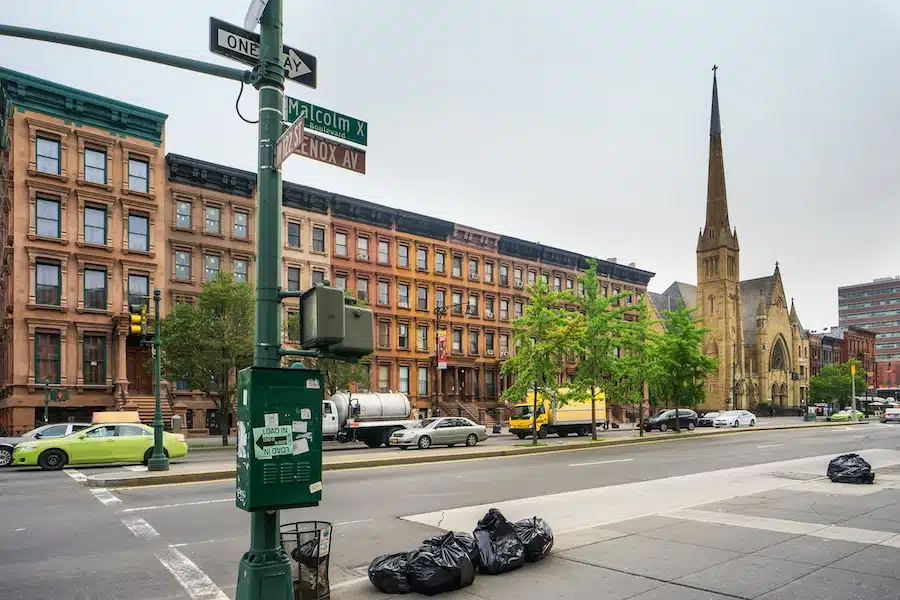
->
<box><xmin>256</xmin><ymin>435</ymin><xmax>289</xmax><ymax>450</ymax></box>
<box><xmin>283</xmin><ymin>48</ymin><xmax>312</xmax><ymax>79</ymax></box>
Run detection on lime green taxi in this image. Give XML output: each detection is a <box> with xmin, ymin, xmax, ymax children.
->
<box><xmin>13</xmin><ymin>422</ymin><xmax>188</xmax><ymax>470</ymax></box>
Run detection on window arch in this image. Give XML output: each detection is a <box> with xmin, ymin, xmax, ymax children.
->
<box><xmin>708</xmin><ymin>295</ymin><xmax>714</xmax><ymax>314</ymax></box>
<box><xmin>770</xmin><ymin>337</ymin><xmax>788</xmax><ymax>371</ymax></box>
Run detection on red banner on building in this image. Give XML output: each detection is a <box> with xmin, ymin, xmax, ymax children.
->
<box><xmin>437</xmin><ymin>330</ymin><xmax>447</xmax><ymax>370</ymax></box>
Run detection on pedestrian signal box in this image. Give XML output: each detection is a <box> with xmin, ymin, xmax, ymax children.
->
<box><xmin>235</xmin><ymin>366</ymin><xmax>323</xmax><ymax>512</ymax></box>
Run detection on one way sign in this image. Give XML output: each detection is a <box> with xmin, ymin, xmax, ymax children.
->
<box><xmin>209</xmin><ymin>17</ymin><xmax>317</xmax><ymax>89</ymax></box>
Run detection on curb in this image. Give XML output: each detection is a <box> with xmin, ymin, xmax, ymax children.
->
<box><xmin>85</xmin><ymin>420</ymin><xmax>864</xmax><ymax>488</ymax></box>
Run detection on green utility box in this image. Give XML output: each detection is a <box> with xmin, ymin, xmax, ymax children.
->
<box><xmin>235</xmin><ymin>366</ymin><xmax>323</xmax><ymax>512</ymax></box>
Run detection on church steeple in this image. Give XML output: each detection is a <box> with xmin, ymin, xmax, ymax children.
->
<box><xmin>698</xmin><ymin>66</ymin><xmax>738</xmax><ymax>253</ymax></box>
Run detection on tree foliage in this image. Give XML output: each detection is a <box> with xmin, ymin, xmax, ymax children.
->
<box><xmin>810</xmin><ymin>360</ymin><xmax>867</xmax><ymax>407</ymax></box>
<box><xmin>158</xmin><ymin>274</ymin><xmax>254</xmax><ymax>445</ymax></box>
<box><xmin>608</xmin><ymin>299</ymin><xmax>656</xmax><ymax>418</ymax></box>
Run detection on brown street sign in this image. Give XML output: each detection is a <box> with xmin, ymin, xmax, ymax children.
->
<box><xmin>295</xmin><ymin>131</ymin><xmax>366</xmax><ymax>174</ymax></box>
<box><xmin>275</xmin><ymin>116</ymin><xmax>304</xmax><ymax>169</ymax></box>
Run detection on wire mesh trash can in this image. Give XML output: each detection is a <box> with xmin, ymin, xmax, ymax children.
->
<box><xmin>282</xmin><ymin>521</ymin><xmax>333</xmax><ymax>600</ymax></box>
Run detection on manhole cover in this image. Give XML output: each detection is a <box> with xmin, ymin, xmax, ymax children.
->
<box><xmin>772</xmin><ymin>472</ymin><xmax>822</xmax><ymax>481</ymax></box>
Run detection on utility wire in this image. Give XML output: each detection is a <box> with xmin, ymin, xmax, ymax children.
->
<box><xmin>235</xmin><ymin>80</ymin><xmax>258</xmax><ymax>124</ymax></box>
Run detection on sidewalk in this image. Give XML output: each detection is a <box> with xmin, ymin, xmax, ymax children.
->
<box><xmin>339</xmin><ymin>457</ymin><xmax>900</xmax><ymax>599</ymax></box>
<box><xmin>84</xmin><ymin>419</ymin><xmax>867</xmax><ymax>488</ymax></box>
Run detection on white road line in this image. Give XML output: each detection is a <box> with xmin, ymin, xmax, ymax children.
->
<box><xmin>123</xmin><ymin>465</ymin><xmax>148</xmax><ymax>472</ymax></box>
<box><xmin>569</xmin><ymin>458</ymin><xmax>634</xmax><ymax>468</ymax></box>
<box><xmin>91</xmin><ymin>488</ymin><xmax>122</xmax><ymax>506</ymax></box>
<box><xmin>335</xmin><ymin>518</ymin><xmax>374</xmax><ymax>526</ymax></box>
<box><xmin>120</xmin><ymin>516</ymin><xmax>159</xmax><ymax>540</ymax></box>
<box><xmin>757</xmin><ymin>444</ymin><xmax>783</xmax><ymax>448</ymax></box>
<box><xmin>157</xmin><ymin>546</ymin><xmax>229</xmax><ymax>600</ymax></box>
<box><xmin>121</xmin><ymin>498</ymin><xmax>231</xmax><ymax>513</ymax></box>
<box><xmin>64</xmin><ymin>469</ymin><xmax>87</xmax><ymax>482</ymax></box>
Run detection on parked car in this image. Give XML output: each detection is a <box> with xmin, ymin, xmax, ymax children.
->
<box><xmin>829</xmin><ymin>409</ymin><xmax>866</xmax><ymax>422</ymax></box>
<box><xmin>12</xmin><ymin>422</ymin><xmax>188</xmax><ymax>470</ymax></box>
<box><xmin>389</xmin><ymin>417</ymin><xmax>488</xmax><ymax>449</ymax></box>
<box><xmin>713</xmin><ymin>410</ymin><xmax>756</xmax><ymax>428</ymax></box>
<box><xmin>698</xmin><ymin>412</ymin><xmax>720</xmax><ymax>427</ymax></box>
<box><xmin>643</xmin><ymin>409</ymin><xmax>698</xmax><ymax>432</ymax></box>
<box><xmin>881</xmin><ymin>408</ymin><xmax>900</xmax><ymax>423</ymax></box>
<box><xmin>0</xmin><ymin>422</ymin><xmax>91</xmax><ymax>468</ymax></box>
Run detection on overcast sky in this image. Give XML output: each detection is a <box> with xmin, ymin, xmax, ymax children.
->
<box><xmin>3</xmin><ymin>1</ymin><xmax>899</xmax><ymax>330</ymax></box>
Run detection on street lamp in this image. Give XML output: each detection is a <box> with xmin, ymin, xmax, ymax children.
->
<box><xmin>432</xmin><ymin>303</ymin><xmax>466</xmax><ymax>417</ymax></box>
<box><xmin>146</xmin><ymin>288</ymin><xmax>169</xmax><ymax>471</ymax></box>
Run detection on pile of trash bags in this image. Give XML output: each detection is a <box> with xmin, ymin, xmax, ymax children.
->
<box><xmin>827</xmin><ymin>453</ymin><xmax>875</xmax><ymax>484</ymax></box>
<box><xmin>368</xmin><ymin>509</ymin><xmax>553</xmax><ymax>596</ymax></box>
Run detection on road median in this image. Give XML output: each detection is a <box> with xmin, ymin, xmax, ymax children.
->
<box><xmin>84</xmin><ymin>419</ymin><xmax>864</xmax><ymax>488</ymax></box>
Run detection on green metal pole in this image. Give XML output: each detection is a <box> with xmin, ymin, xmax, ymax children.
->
<box><xmin>147</xmin><ymin>288</ymin><xmax>169</xmax><ymax>471</ymax></box>
<box><xmin>236</xmin><ymin>2</ymin><xmax>292</xmax><ymax>599</ymax></box>
<box><xmin>43</xmin><ymin>381</ymin><xmax>49</xmax><ymax>424</ymax></box>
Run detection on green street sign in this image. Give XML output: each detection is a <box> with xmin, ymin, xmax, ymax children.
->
<box><xmin>252</xmin><ymin>425</ymin><xmax>292</xmax><ymax>458</ymax></box>
<box><xmin>283</xmin><ymin>96</ymin><xmax>367</xmax><ymax>147</ymax></box>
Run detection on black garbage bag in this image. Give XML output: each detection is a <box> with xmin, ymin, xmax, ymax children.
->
<box><xmin>828</xmin><ymin>453</ymin><xmax>875</xmax><ymax>484</ymax></box>
<box><xmin>407</xmin><ymin>531</ymin><xmax>476</xmax><ymax>596</ymax></box>
<box><xmin>425</xmin><ymin>531</ymin><xmax>479</xmax><ymax>569</ymax></box>
<box><xmin>513</xmin><ymin>517</ymin><xmax>554</xmax><ymax>562</ymax></box>
<box><xmin>290</xmin><ymin>538</ymin><xmax>327</xmax><ymax>569</ymax></box>
<box><xmin>368</xmin><ymin>552</ymin><xmax>413</xmax><ymax>594</ymax></box>
<box><xmin>473</xmin><ymin>508</ymin><xmax>526</xmax><ymax>575</ymax></box>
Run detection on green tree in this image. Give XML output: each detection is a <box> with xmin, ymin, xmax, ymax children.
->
<box><xmin>607</xmin><ymin>298</ymin><xmax>656</xmax><ymax>428</ymax></box>
<box><xmin>159</xmin><ymin>273</ymin><xmax>254</xmax><ymax>446</ymax></box>
<box><xmin>654</xmin><ymin>302</ymin><xmax>718</xmax><ymax>431</ymax></box>
<box><xmin>501</xmin><ymin>280</ymin><xmax>583</xmax><ymax>445</ymax></box>
<box><xmin>564</xmin><ymin>258</ymin><xmax>633</xmax><ymax>439</ymax></box>
<box><xmin>810</xmin><ymin>360</ymin><xmax>867</xmax><ymax>408</ymax></box>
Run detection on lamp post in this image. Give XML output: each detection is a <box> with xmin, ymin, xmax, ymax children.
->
<box><xmin>433</xmin><ymin>305</ymin><xmax>447</xmax><ymax>417</ymax></box>
<box><xmin>147</xmin><ymin>288</ymin><xmax>169</xmax><ymax>471</ymax></box>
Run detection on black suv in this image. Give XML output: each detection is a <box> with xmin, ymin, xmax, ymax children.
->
<box><xmin>643</xmin><ymin>409</ymin><xmax>698</xmax><ymax>432</ymax></box>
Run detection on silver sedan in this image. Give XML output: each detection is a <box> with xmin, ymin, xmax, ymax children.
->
<box><xmin>389</xmin><ymin>417</ymin><xmax>488</xmax><ymax>450</ymax></box>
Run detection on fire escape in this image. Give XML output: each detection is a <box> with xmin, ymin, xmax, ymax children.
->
<box><xmin>0</xmin><ymin>87</ymin><xmax>12</xmax><ymax>398</ymax></box>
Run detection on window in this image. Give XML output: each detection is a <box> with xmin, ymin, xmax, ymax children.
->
<box><xmin>418</xmin><ymin>367</ymin><xmax>428</xmax><ymax>396</ymax></box>
<box><xmin>233</xmin><ymin>211</ymin><xmax>249</xmax><ymax>239</ymax></box>
<box><xmin>578</xmin><ymin>282</ymin><xmax>585</xmax><ymax>296</ymax></box>
<box><xmin>128</xmin><ymin>158</ymin><xmax>149</xmax><ymax>193</ymax></box>
<box><xmin>542</xmin><ymin>273</ymin><xmax>549</xmax><ymax>285</ymax></box>
<box><xmin>128</xmin><ymin>274</ymin><xmax>149</xmax><ymax>309</ymax></box>
<box><xmin>485</xmin><ymin>296</ymin><xmax>495</xmax><ymax>317</ymax></box>
<box><xmin>485</xmin><ymin>262</ymin><xmax>494</xmax><ymax>283</ymax></box>
<box><xmin>501</xmin><ymin>334</ymin><xmax>510</xmax><ymax>355</ymax></box>
<box><xmin>36</xmin><ymin>137</ymin><xmax>61</xmax><ymax>174</ymax></box>
<box><xmin>417</xmin><ymin>325</ymin><xmax>428</xmax><ymax>351</ymax></box>
<box><xmin>378</xmin><ymin>240</ymin><xmax>389</xmax><ymax>263</ymax></box>
<box><xmin>486</xmin><ymin>370</ymin><xmax>496</xmax><ymax>396</ymax></box>
<box><xmin>335</xmin><ymin>232</ymin><xmax>348</xmax><ymax>256</ymax></box>
<box><xmin>128</xmin><ymin>213</ymin><xmax>149</xmax><ymax>251</ymax></box>
<box><xmin>233</xmin><ymin>259</ymin><xmax>248</xmax><ymax>284</ymax></box>
<box><xmin>357</xmin><ymin>236</ymin><xmax>369</xmax><ymax>259</ymax></box>
<box><xmin>554</xmin><ymin>276</ymin><xmax>562</xmax><ymax>292</ymax></box>
<box><xmin>399</xmin><ymin>366</ymin><xmax>410</xmax><ymax>394</ymax></box>
<box><xmin>500</xmin><ymin>265</ymin><xmax>509</xmax><ymax>286</ymax></box>
<box><xmin>176</xmin><ymin>200</ymin><xmax>192</xmax><ymax>229</ymax></box>
<box><xmin>311</xmin><ymin>270</ymin><xmax>325</xmax><ymax>285</ymax></box>
<box><xmin>378</xmin><ymin>322</ymin><xmax>390</xmax><ymax>348</ymax></box>
<box><xmin>452</xmin><ymin>292</ymin><xmax>463</xmax><ymax>314</ymax></box>
<box><xmin>528</xmin><ymin>271</ymin><xmax>536</xmax><ymax>285</ymax></box>
<box><xmin>287</xmin><ymin>222</ymin><xmax>300</xmax><ymax>247</ymax></box>
<box><xmin>377</xmin><ymin>281</ymin><xmax>389</xmax><ymax>305</ymax></box>
<box><xmin>398</xmin><ymin>245</ymin><xmax>409</xmax><ymax>268</ymax></box>
<box><xmin>205</xmin><ymin>255</ymin><xmax>220</xmax><ymax>281</ymax></box>
<box><xmin>452</xmin><ymin>255</ymin><xmax>462</xmax><ymax>277</ymax></box>
<box><xmin>334</xmin><ymin>274</ymin><xmax>346</xmax><ymax>290</ymax></box>
<box><xmin>357</xmin><ymin>278</ymin><xmax>369</xmax><ymax>302</ymax></box>
<box><xmin>452</xmin><ymin>329</ymin><xmax>462</xmax><ymax>352</ymax></box>
<box><xmin>417</xmin><ymin>286</ymin><xmax>428</xmax><ymax>311</ymax></box>
<box><xmin>36</xmin><ymin>197</ymin><xmax>60</xmax><ymax>238</ymax></box>
<box><xmin>173</xmin><ymin>250</ymin><xmax>191</xmax><ymax>280</ymax></box>
<box><xmin>36</xmin><ymin>262</ymin><xmax>61</xmax><ymax>305</ymax></box>
<box><xmin>287</xmin><ymin>267</ymin><xmax>301</xmax><ymax>292</ymax></box>
<box><xmin>378</xmin><ymin>365</ymin><xmax>390</xmax><ymax>392</ymax></box>
<box><xmin>467</xmin><ymin>295</ymin><xmax>478</xmax><ymax>317</ymax></box>
<box><xmin>84</xmin><ymin>148</ymin><xmax>106</xmax><ymax>184</ymax></box>
<box><xmin>436</xmin><ymin>289</ymin><xmax>446</xmax><ymax>309</ymax></box>
<box><xmin>417</xmin><ymin>247</ymin><xmax>427</xmax><ymax>270</ymax></box>
<box><xmin>514</xmin><ymin>267</ymin><xmax>523</xmax><ymax>286</ymax></box>
<box><xmin>398</xmin><ymin>324</ymin><xmax>409</xmax><ymax>349</ymax></box>
<box><xmin>83</xmin><ymin>335</ymin><xmax>106</xmax><ymax>385</ymax></box>
<box><xmin>468</xmin><ymin>258</ymin><xmax>478</xmax><ymax>279</ymax></box>
<box><xmin>500</xmin><ymin>299</ymin><xmax>509</xmax><ymax>320</ymax></box>
<box><xmin>435</xmin><ymin>252</ymin><xmax>445</xmax><ymax>273</ymax></box>
<box><xmin>515</xmin><ymin>301</ymin><xmax>524</xmax><ymax>318</ymax></box>
<box><xmin>566</xmin><ymin>278</ymin><xmax>574</xmax><ymax>290</ymax></box>
<box><xmin>485</xmin><ymin>331</ymin><xmax>495</xmax><ymax>355</ymax></box>
<box><xmin>204</xmin><ymin>206</ymin><xmax>221</xmax><ymax>234</ymax></box>
<box><xmin>469</xmin><ymin>330</ymin><xmax>480</xmax><ymax>354</ymax></box>
<box><xmin>312</xmin><ymin>227</ymin><xmax>325</xmax><ymax>252</ymax></box>
<box><xmin>35</xmin><ymin>332</ymin><xmax>61</xmax><ymax>384</ymax></box>
<box><xmin>398</xmin><ymin>283</ymin><xmax>410</xmax><ymax>307</ymax></box>
<box><xmin>84</xmin><ymin>268</ymin><xmax>107</xmax><ymax>310</ymax></box>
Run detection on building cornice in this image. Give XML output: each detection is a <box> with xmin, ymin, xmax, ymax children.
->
<box><xmin>166</xmin><ymin>154</ymin><xmax>255</xmax><ymax>198</ymax></box>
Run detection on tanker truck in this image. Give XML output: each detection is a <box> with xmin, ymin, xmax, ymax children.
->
<box><xmin>323</xmin><ymin>391</ymin><xmax>421</xmax><ymax>448</ymax></box>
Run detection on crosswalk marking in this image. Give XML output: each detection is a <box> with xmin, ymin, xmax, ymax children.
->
<box><xmin>90</xmin><ymin>488</ymin><xmax>121</xmax><ymax>506</ymax></box>
<box><xmin>120</xmin><ymin>516</ymin><xmax>159</xmax><ymax>540</ymax></box>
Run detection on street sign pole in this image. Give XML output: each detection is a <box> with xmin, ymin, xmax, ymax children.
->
<box><xmin>147</xmin><ymin>288</ymin><xmax>169</xmax><ymax>471</ymax></box>
<box><xmin>236</xmin><ymin>1</ymin><xmax>293</xmax><ymax>599</ymax></box>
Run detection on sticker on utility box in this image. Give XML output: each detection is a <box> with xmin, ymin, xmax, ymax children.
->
<box><xmin>309</xmin><ymin>481</ymin><xmax>323</xmax><ymax>493</ymax></box>
<box><xmin>306</xmin><ymin>379</ymin><xmax>320</xmax><ymax>389</ymax></box>
<box><xmin>252</xmin><ymin>425</ymin><xmax>292</xmax><ymax>458</ymax></box>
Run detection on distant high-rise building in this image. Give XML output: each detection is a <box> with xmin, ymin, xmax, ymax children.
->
<box><xmin>838</xmin><ymin>276</ymin><xmax>900</xmax><ymax>390</ymax></box>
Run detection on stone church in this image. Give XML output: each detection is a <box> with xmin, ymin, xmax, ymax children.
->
<box><xmin>650</xmin><ymin>70</ymin><xmax>810</xmax><ymax>412</ymax></box>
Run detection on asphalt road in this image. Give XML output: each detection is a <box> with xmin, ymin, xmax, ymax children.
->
<box><xmin>2</xmin><ymin>422</ymin><xmax>897</xmax><ymax>600</ymax></box>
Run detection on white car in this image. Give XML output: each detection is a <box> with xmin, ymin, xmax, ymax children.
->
<box><xmin>882</xmin><ymin>408</ymin><xmax>900</xmax><ymax>424</ymax></box>
<box><xmin>713</xmin><ymin>410</ymin><xmax>756</xmax><ymax>428</ymax></box>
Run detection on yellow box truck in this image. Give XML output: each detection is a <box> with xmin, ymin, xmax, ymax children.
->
<box><xmin>508</xmin><ymin>388</ymin><xmax>606</xmax><ymax>439</ymax></box>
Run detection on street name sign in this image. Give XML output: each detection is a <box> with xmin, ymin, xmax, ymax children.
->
<box><xmin>275</xmin><ymin>116</ymin><xmax>304</xmax><ymax>169</ymax></box>
<box><xmin>295</xmin><ymin>131</ymin><xmax>367</xmax><ymax>175</ymax></box>
<box><xmin>208</xmin><ymin>17</ymin><xmax>317</xmax><ymax>89</ymax></box>
<box><xmin>284</xmin><ymin>96</ymin><xmax>368</xmax><ymax>147</ymax></box>
<box><xmin>252</xmin><ymin>425</ymin><xmax>292</xmax><ymax>458</ymax></box>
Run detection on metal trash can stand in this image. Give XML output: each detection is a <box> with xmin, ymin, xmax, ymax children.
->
<box><xmin>282</xmin><ymin>521</ymin><xmax>333</xmax><ymax>600</ymax></box>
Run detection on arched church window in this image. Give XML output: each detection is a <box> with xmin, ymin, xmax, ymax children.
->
<box><xmin>714</xmin><ymin>256</ymin><xmax>719</xmax><ymax>276</ymax></box>
<box><xmin>770</xmin><ymin>339</ymin><xmax>787</xmax><ymax>371</ymax></box>
<box><xmin>704</xmin><ymin>259</ymin><xmax>710</xmax><ymax>278</ymax></box>
<box><xmin>708</xmin><ymin>295</ymin><xmax>714</xmax><ymax>314</ymax></box>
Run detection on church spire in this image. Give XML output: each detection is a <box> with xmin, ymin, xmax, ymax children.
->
<box><xmin>698</xmin><ymin>65</ymin><xmax>737</xmax><ymax>252</ymax></box>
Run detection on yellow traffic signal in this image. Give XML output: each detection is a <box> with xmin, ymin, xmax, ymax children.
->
<box><xmin>129</xmin><ymin>303</ymin><xmax>147</xmax><ymax>335</ymax></box>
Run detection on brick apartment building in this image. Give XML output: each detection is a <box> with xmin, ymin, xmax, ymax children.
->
<box><xmin>838</xmin><ymin>276</ymin><xmax>900</xmax><ymax>390</ymax></box>
<box><xmin>808</xmin><ymin>331</ymin><xmax>842</xmax><ymax>377</ymax></box>
<box><xmin>0</xmin><ymin>68</ymin><xmax>654</xmax><ymax>434</ymax></box>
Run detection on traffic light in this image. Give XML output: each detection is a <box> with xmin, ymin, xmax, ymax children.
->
<box><xmin>298</xmin><ymin>285</ymin><xmax>374</xmax><ymax>359</ymax></box>
<box><xmin>129</xmin><ymin>303</ymin><xmax>147</xmax><ymax>335</ymax></box>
